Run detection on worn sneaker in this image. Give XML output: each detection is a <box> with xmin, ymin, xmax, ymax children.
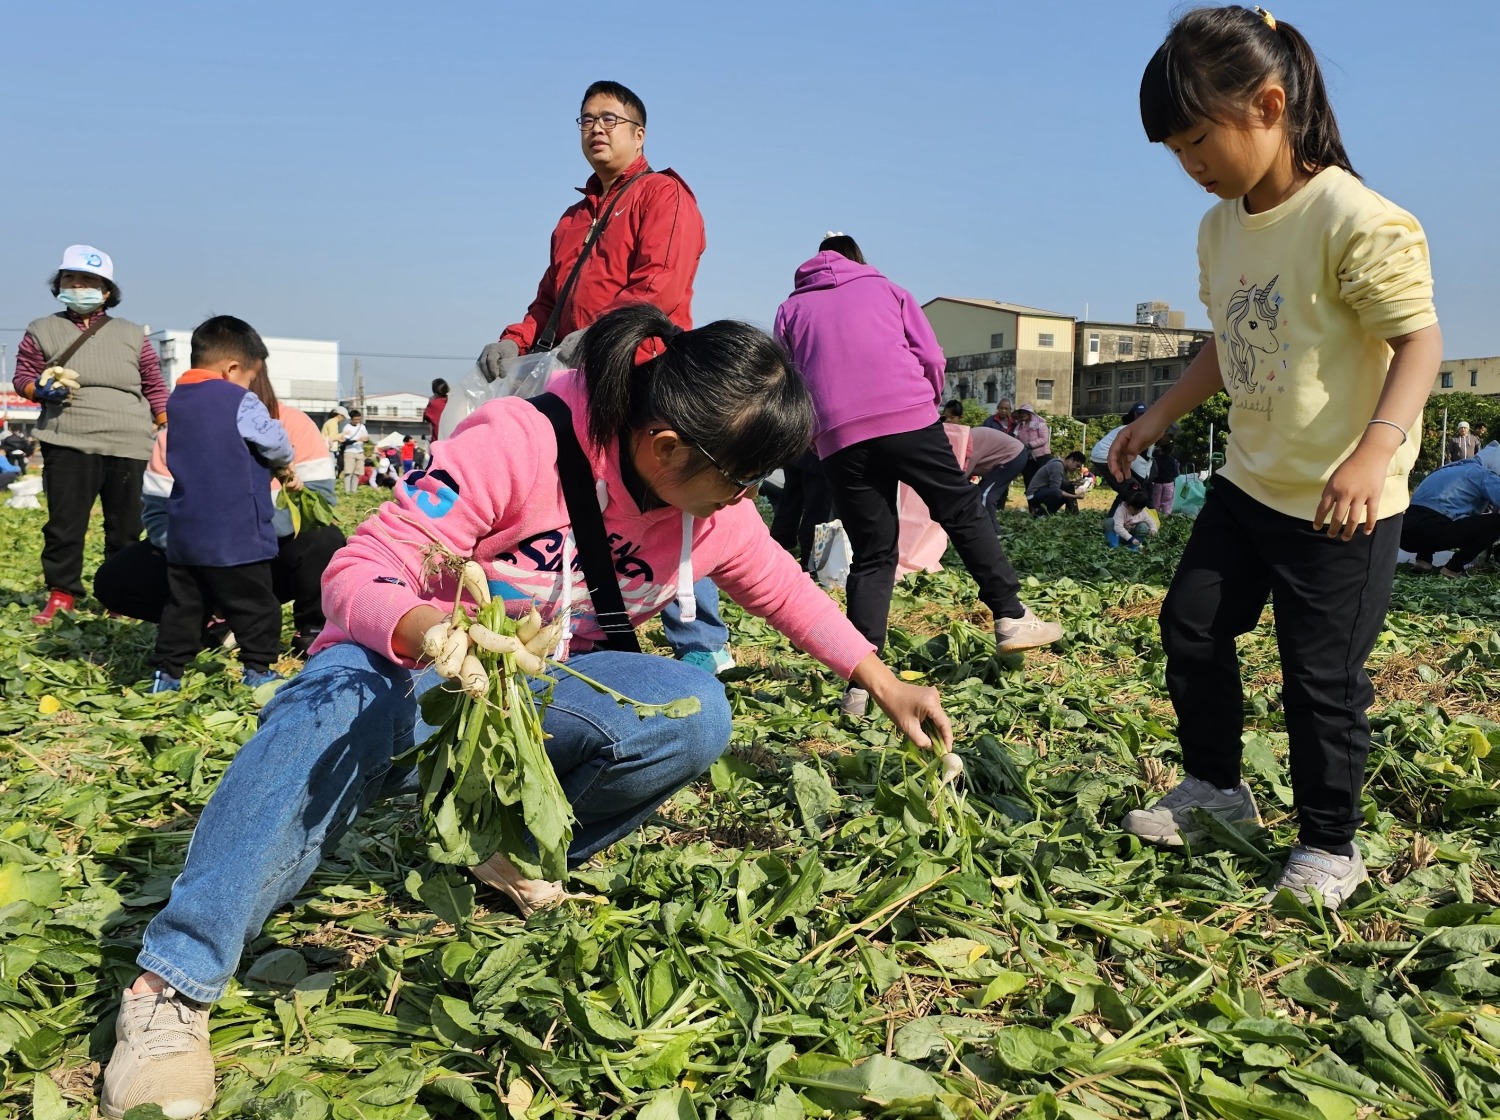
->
<box><xmin>839</xmin><ymin>686</ymin><xmax>870</xmax><ymax>718</ymax></box>
<box><xmin>240</xmin><ymin>669</ymin><xmax>284</xmax><ymax>689</ymax></box>
<box><xmin>680</xmin><ymin>648</ymin><xmax>736</xmax><ymax>676</ymax></box>
<box><xmin>31</xmin><ymin>589</ymin><xmax>75</xmax><ymax>626</ymax></box>
<box><xmin>468</xmin><ymin>851</ymin><xmax>564</xmax><ymax>918</ymax></box>
<box><xmin>100</xmin><ymin>986</ymin><xmax>214</xmax><ymax>1119</ymax></box>
<box><xmin>994</xmin><ymin>606</ymin><xmax>1063</xmax><ymax>653</ymax></box>
<box><xmin>1264</xmin><ymin>845</ymin><xmax>1368</xmax><ymax>909</ymax></box>
<box><xmin>150</xmin><ymin>671</ymin><xmax>181</xmax><ymax>694</ymax></box>
<box><xmin>1122</xmin><ymin>775</ymin><xmax>1261</xmax><ymax>847</ymax></box>
<box><xmin>1440</xmin><ymin>565</ymin><xmax>1465</xmax><ymax>579</ymax></box>
<box><xmin>1411</xmin><ymin>558</ymin><xmax>1434</xmax><ymax>573</ymax></box>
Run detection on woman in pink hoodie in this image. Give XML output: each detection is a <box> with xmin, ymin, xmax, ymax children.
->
<box><xmin>100</xmin><ymin>305</ymin><xmax>955</xmax><ymax>1120</ymax></box>
<box><xmin>774</xmin><ymin>235</ymin><xmax>1062</xmax><ymax>716</ymax></box>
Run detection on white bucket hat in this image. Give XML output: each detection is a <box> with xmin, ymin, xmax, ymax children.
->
<box><xmin>59</xmin><ymin>244</ymin><xmax>114</xmax><ymax>282</ymax></box>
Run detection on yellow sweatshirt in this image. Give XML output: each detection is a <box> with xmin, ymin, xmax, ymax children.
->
<box><xmin>1198</xmin><ymin>167</ymin><xmax>1438</xmax><ymax>521</ymax></box>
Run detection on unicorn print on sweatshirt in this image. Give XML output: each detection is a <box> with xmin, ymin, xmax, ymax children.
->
<box><xmin>1222</xmin><ymin>275</ymin><xmax>1282</xmax><ymax>394</ymax></box>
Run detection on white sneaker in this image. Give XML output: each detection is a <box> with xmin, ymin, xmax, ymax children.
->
<box><xmin>468</xmin><ymin>851</ymin><xmax>564</xmax><ymax>918</ymax></box>
<box><xmin>1265</xmin><ymin>845</ymin><xmax>1368</xmax><ymax>909</ymax></box>
<box><xmin>1121</xmin><ymin>775</ymin><xmax>1261</xmax><ymax>847</ymax></box>
<box><xmin>994</xmin><ymin>606</ymin><xmax>1063</xmax><ymax>653</ymax></box>
<box><xmin>839</xmin><ymin>686</ymin><xmax>869</xmax><ymax>718</ymax></box>
<box><xmin>100</xmin><ymin>986</ymin><xmax>214</xmax><ymax>1119</ymax></box>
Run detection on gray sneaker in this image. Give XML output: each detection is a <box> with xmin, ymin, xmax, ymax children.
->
<box><xmin>1264</xmin><ymin>845</ymin><xmax>1368</xmax><ymax>909</ymax></box>
<box><xmin>839</xmin><ymin>686</ymin><xmax>869</xmax><ymax>718</ymax></box>
<box><xmin>100</xmin><ymin>986</ymin><xmax>214</xmax><ymax>1119</ymax></box>
<box><xmin>994</xmin><ymin>606</ymin><xmax>1063</xmax><ymax>653</ymax></box>
<box><xmin>1122</xmin><ymin>775</ymin><xmax>1261</xmax><ymax>847</ymax></box>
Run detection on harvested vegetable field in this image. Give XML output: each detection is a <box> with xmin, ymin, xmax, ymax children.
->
<box><xmin>4</xmin><ymin>490</ymin><xmax>1500</xmax><ymax>1120</ymax></box>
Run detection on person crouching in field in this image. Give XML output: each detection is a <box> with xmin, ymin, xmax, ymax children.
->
<box><xmin>1113</xmin><ymin>5</ymin><xmax>1441</xmax><ymax>909</ymax></box>
<box><xmin>97</xmin><ymin>306</ymin><xmax>953</xmax><ymax>1119</ymax></box>
<box><xmin>145</xmin><ymin>317</ymin><xmax>302</xmax><ymax>694</ymax></box>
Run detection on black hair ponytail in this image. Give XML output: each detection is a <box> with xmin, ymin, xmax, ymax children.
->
<box><xmin>579</xmin><ymin>304</ymin><xmax>812</xmax><ymax>482</ymax></box>
<box><xmin>1140</xmin><ymin>5</ymin><xmax>1356</xmax><ymax>179</ymax></box>
<box><xmin>817</xmin><ymin>234</ymin><xmax>866</xmax><ymax>265</ymax></box>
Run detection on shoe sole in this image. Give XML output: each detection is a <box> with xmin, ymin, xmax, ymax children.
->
<box><xmin>1264</xmin><ymin>865</ymin><xmax>1368</xmax><ymax>909</ymax></box>
<box><xmin>996</xmin><ymin>630</ymin><xmax>1063</xmax><ymax>654</ymax></box>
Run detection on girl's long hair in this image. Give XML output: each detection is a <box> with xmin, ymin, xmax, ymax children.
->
<box><xmin>1140</xmin><ymin>5</ymin><xmax>1356</xmax><ymax>178</ymax></box>
<box><xmin>579</xmin><ymin>304</ymin><xmax>811</xmax><ymax>483</ymax></box>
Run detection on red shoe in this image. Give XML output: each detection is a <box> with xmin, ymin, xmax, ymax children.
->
<box><xmin>31</xmin><ymin>590</ymin><xmax>76</xmax><ymax>626</ymax></box>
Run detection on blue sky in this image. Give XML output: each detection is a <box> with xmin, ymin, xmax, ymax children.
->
<box><xmin>2</xmin><ymin>0</ymin><xmax>1494</xmax><ymax>395</ymax></box>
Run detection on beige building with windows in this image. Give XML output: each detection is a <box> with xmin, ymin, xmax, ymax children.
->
<box><xmin>921</xmin><ymin>298</ymin><xmax>1075</xmax><ymax>415</ymax></box>
<box><xmin>1073</xmin><ymin>304</ymin><xmax>1212</xmax><ymax>420</ymax></box>
<box><xmin>1434</xmin><ymin>357</ymin><xmax>1500</xmax><ymax>396</ymax></box>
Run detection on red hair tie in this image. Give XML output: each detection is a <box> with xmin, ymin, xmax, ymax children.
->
<box><xmin>633</xmin><ymin>335</ymin><xmax>667</xmax><ymax>366</ymax></box>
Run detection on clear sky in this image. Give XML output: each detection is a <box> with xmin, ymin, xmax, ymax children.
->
<box><xmin>2</xmin><ymin>0</ymin><xmax>1494</xmax><ymax>395</ymax></box>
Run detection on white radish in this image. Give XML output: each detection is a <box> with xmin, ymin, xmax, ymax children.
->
<box><xmin>435</xmin><ymin>628</ymin><xmax>469</xmax><ymax>678</ymax></box>
<box><xmin>468</xmin><ymin>624</ymin><xmax>524</xmax><ymax>654</ymax></box>
<box><xmin>458</xmin><ymin>654</ymin><xmax>489</xmax><ymax>698</ymax></box>
<box><xmin>511</xmin><ymin>647</ymin><xmax>546</xmax><ymax>676</ymax></box>
<box><xmin>460</xmin><ymin>561</ymin><xmax>492</xmax><ymax>607</ymax></box>
<box><xmin>516</xmin><ymin>606</ymin><xmax>543</xmax><ymax>644</ymax></box>
<box><xmin>939</xmin><ymin>753</ymin><xmax>964</xmax><ymax>787</ymax></box>
<box><xmin>422</xmin><ymin>621</ymin><xmax>454</xmax><ymax>660</ymax></box>
<box><xmin>524</xmin><ymin>617</ymin><xmax>566</xmax><ymax>658</ymax></box>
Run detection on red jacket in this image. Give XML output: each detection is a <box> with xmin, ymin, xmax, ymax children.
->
<box><xmin>501</xmin><ymin>154</ymin><xmax>705</xmax><ymax>351</ymax></box>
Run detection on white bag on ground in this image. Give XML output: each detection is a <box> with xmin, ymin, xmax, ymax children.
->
<box><xmin>6</xmin><ymin>476</ymin><xmax>43</xmax><ymax>510</ymax></box>
<box><xmin>438</xmin><ymin>351</ymin><xmax>567</xmax><ymax>440</ymax></box>
<box><xmin>810</xmin><ymin>519</ymin><xmax>852</xmax><ymax>591</ymax></box>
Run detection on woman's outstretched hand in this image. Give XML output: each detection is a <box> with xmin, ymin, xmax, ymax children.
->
<box><xmin>850</xmin><ymin>653</ymin><xmax>954</xmax><ymax>751</ymax></box>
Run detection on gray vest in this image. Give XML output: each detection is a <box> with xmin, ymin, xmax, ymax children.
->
<box><xmin>27</xmin><ymin>314</ymin><xmax>154</xmax><ymax>460</ymax></box>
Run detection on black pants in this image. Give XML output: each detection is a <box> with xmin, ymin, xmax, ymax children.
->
<box><xmin>152</xmin><ymin>561</ymin><xmax>282</xmax><ymax>675</ymax></box>
<box><xmin>96</xmin><ymin>526</ymin><xmax>344</xmax><ymax>635</ymax></box>
<box><xmin>1160</xmin><ymin>479</ymin><xmax>1400</xmax><ymax>847</ymax></box>
<box><xmin>976</xmin><ymin>448</ymin><xmax>1030</xmax><ymax>512</ymax></box>
<box><xmin>1400</xmin><ymin>505</ymin><xmax>1500</xmax><ymax>571</ymax></box>
<box><xmin>1028</xmin><ymin>485</ymin><xmax>1078</xmax><ymax>515</ymax></box>
<box><xmin>39</xmin><ymin>444</ymin><xmax>146</xmax><ymax>597</ymax></box>
<box><xmin>769</xmin><ymin>451</ymin><xmax>832</xmax><ymax>568</ymax></box>
<box><xmin>823</xmin><ymin>423</ymin><xmax>1023</xmax><ymax>652</ymax></box>
<box><xmin>1091</xmin><ymin>457</ymin><xmax>1147</xmax><ymax>516</ymax></box>
<box><xmin>1020</xmin><ymin>451</ymin><xmax>1053</xmax><ymax>489</ymax></box>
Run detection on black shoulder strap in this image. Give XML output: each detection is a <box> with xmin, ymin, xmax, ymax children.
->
<box><xmin>531</xmin><ymin>170</ymin><xmax>654</xmax><ymax>355</ymax></box>
<box><xmin>529</xmin><ymin>393</ymin><xmax>641</xmax><ymax>653</ymax></box>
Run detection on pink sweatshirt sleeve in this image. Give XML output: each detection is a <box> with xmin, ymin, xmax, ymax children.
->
<box><xmin>706</xmin><ymin>503</ymin><xmax>875</xmax><ymax>679</ymax></box>
<box><xmin>320</xmin><ymin>399</ymin><xmax>549</xmax><ymax>665</ymax></box>
<box><xmin>898</xmin><ymin>284</ymin><xmax>945</xmax><ymax>401</ymax></box>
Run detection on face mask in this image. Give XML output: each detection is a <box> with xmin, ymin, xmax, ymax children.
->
<box><xmin>58</xmin><ymin>287</ymin><xmax>106</xmax><ymax>313</ymax></box>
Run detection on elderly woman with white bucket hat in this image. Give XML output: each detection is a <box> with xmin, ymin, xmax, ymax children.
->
<box><xmin>13</xmin><ymin>245</ymin><xmax>167</xmax><ymax>625</ymax></box>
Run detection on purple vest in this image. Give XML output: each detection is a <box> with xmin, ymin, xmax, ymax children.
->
<box><xmin>165</xmin><ymin>380</ymin><xmax>277</xmax><ymax>567</ymax></box>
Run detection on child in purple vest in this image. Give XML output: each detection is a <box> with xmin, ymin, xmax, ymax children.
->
<box><xmin>148</xmin><ymin>317</ymin><xmax>301</xmax><ymax>692</ymax></box>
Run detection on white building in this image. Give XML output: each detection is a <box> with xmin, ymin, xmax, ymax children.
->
<box><xmin>149</xmin><ymin>330</ymin><xmax>340</xmax><ymax>416</ymax></box>
<box><xmin>360</xmin><ymin>391</ymin><xmax>429</xmax><ymax>439</ymax></box>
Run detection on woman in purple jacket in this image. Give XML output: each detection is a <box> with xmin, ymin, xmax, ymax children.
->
<box><xmin>774</xmin><ymin>235</ymin><xmax>1062</xmax><ymax>715</ymax></box>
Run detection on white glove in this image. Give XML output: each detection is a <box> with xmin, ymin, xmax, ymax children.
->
<box><xmin>477</xmin><ymin>338</ymin><xmax>520</xmax><ymax>382</ymax></box>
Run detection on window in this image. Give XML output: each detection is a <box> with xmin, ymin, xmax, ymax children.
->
<box><xmin>1118</xmin><ymin>387</ymin><xmax>1146</xmax><ymax>405</ymax></box>
<box><xmin>1037</xmin><ymin>333</ymin><xmax>1054</xmax><ymax>348</ymax></box>
<box><xmin>985</xmin><ymin>377</ymin><xmax>998</xmax><ymax>404</ymax></box>
<box><xmin>990</xmin><ymin>332</ymin><xmax>1006</xmax><ymax>349</ymax></box>
<box><xmin>958</xmin><ymin>378</ymin><xmax>973</xmax><ymax>399</ymax></box>
<box><xmin>1151</xmin><ymin>365</ymin><xmax>1174</xmax><ymax>380</ymax></box>
<box><xmin>1117</xmin><ymin>335</ymin><xmax>1134</xmax><ymax>356</ymax></box>
<box><xmin>1117</xmin><ymin>369</ymin><xmax>1144</xmax><ymax>385</ymax></box>
<box><xmin>1036</xmin><ymin>380</ymin><xmax>1054</xmax><ymax>402</ymax></box>
<box><xmin>1441</xmin><ymin>372</ymin><xmax>1454</xmax><ymax>389</ymax></box>
<box><xmin>1087</xmin><ymin>390</ymin><xmax>1109</xmax><ymax>405</ymax></box>
<box><xmin>1088</xmin><ymin>333</ymin><xmax>1100</xmax><ymax>354</ymax></box>
<box><xmin>1473</xmin><ymin>370</ymin><xmax>1480</xmax><ymax>387</ymax></box>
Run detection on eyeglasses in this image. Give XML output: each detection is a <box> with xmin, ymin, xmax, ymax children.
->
<box><xmin>576</xmin><ymin>113</ymin><xmax>641</xmax><ymax>132</ymax></box>
<box><xmin>695</xmin><ymin>443</ymin><xmax>773</xmax><ymax>498</ymax></box>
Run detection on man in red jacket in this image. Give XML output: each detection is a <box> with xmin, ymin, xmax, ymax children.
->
<box><xmin>480</xmin><ymin>81</ymin><xmax>705</xmax><ymax>372</ymax></box>
<box><xmin>478</xmin><ymin>82</ymin><xmax>730</xmax><ymax>673</ymax></box>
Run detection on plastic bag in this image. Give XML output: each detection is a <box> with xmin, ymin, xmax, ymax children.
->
<box><xmin>810</xmin><ymin>519</ymin><xmax>852</xmax><ymax>591</ymax></box>
<box><xmin>438</xmin><ymin>350</ymin><xmax>566</xmax><ymax>440</ymax></box>
<box><xmin>1174</xmin><ymin>474</ymin><xmax>1207</xmax><ymax>519</ymax></box>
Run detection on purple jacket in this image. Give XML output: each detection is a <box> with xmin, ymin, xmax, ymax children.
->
<box><xmin>773</xmin><ymin>251</ymin><xmax>945</xmax><ymax>459</ymax></box>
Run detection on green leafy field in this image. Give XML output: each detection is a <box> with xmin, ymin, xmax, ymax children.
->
<box><xmin>4</xmin><ymin>488</ymin><xmax>1500</xmax><ymax>1120</ymax></box>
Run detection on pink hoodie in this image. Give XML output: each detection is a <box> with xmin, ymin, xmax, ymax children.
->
<box><xmin>312</xmin><ymin>371</ymin><xmax>875</xmax><ymax>677</ymax></box>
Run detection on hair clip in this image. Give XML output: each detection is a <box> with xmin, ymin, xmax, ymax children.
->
<box><xmin>1254</xmin><ymin>6</ymin><xmax>1277</xmax><ymax>30</ymax></box>
<box><xmin>824</xmin><ymin>230</ymin><xmax>844</xmax><ymax>239</ymax></box>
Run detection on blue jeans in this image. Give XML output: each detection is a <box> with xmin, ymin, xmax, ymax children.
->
<box><xmin>137</xmin><ymin>642</ymin><xmax>731</xmax><ymax>1003</ymax></box>
<box><xmin>658</xmin><ymin>576</ymin><xmax>728</xmax><ymax>656</ymax></box>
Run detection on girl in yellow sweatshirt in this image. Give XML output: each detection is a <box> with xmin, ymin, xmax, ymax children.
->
<box><xmin>1112</xmin><ymin>5</ymin><xmax>1441</xmax><ymax>909</ymax></box>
